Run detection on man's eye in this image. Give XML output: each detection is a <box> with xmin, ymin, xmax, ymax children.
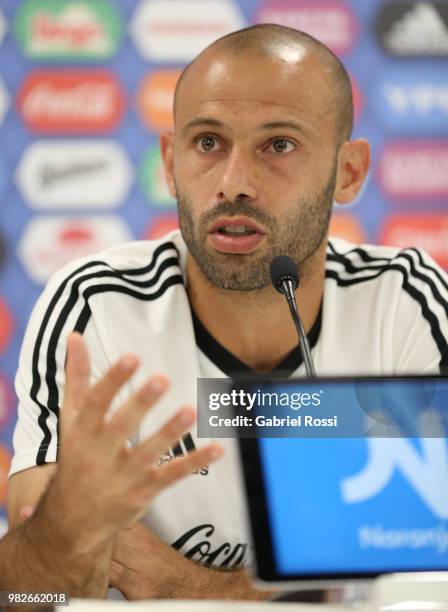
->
<box><xmin>269</xmin><ymin>138</ymin><xmax>295</xmax><ymax>153</ymax></box>
<box><xmin>197</xmin><ymin>136</ymin><xmax>220</xmax><ymax>152</ymax></box>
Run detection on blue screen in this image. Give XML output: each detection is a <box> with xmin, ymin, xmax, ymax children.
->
<box><xmin>258</xmin><ymin>379</ymin><xmax>448</xmax><ymax>575</ymax></box>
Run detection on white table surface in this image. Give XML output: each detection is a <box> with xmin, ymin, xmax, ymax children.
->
<box><xmin>59</xmin><ymin>600</ymin><xmax>448</xmax><ymax>612</ymax></box>
<box><xmin>58</xmin><ymin>573</ymin><xmax>448</xmax><ymax>612</ymax></box>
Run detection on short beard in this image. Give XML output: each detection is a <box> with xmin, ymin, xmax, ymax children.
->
<box><xmin>177</xmin><ymin>165</ymin><xmax>337</xmax><ymax>291</ymax></box>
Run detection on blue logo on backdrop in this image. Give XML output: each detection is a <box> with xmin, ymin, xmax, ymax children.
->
<box><xmin>372</xmin><ymin>67</ymin><xmax>448</xmax><ymax>133</ymax></box>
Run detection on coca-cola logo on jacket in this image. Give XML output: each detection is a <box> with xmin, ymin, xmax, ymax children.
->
<box><xmin>17</xmin><ymin>70</ymin><xmax>125</xmax><ymax>133</ymax></box>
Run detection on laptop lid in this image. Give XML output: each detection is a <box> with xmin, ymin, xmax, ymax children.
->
<box><xmin>235</xmin><ymin>376</ymin><xmax>448</xmax><ymax>587</ymax></box>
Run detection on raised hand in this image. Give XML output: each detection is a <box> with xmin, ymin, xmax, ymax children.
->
<box><xmin>52</xmin><ymin>332</ymin><xmax>223</xmax><ymax>543</ymax></box>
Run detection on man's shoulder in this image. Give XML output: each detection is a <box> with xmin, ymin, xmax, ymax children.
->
<box><xmin>49</xmin><ymin>230</ymin><xmax>186</xmax><ymax>285</ymax></box>
<box><xmin>324</xmin><ymin>237</ymin><xmax>448</xmax><ymax>372</ymax></box>
<box><xmin>328</xmin><ymin>236</ymin><xmax>426</xmax><ymax>263</ymax></box>
<box><xmin>326</xmin><ymin>237</ymin><xmax>448</xmax><ymax>289</ymax></box>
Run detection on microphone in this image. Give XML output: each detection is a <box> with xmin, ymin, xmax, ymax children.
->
<box><xmin>270</xmin><ymin>256</ymin><xmax>316</xmax><ymax>378</ymax></box>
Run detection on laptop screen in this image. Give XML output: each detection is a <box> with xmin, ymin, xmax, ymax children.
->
<box><xmin>237</xmin><ymin>377</ymin><xmax>448</xmax><ymax>582</ymax></box>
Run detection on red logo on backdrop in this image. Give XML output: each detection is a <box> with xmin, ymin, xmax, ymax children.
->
<box><xmin>0</xmin><ymin>374</ymin><xmax>13</xmax><ymax>431</ymax></box>
<box><xmin>0</xmin><ymin>444</ymin><xmax>11</xmax><ymax>506</ymax></box>
<box><xmin>144</xmin><ymin>214</ymin><xmax>179</xmax><ymax>240</ymax></box>
<box><xmin>0</xmin><ymin>299</ymin><xmax>14</xmax><ymax>354</ymax></box>
<box><xmin>18</xmin><ymin>216</ymin><xmax>131</xmax><ymax>284</ymax></box>
<box><xmin>379</xmin><ymin>214</ymin><xmax>448</xmax><ymax>269</ymax></box>
<box><xmin>137</xmin><ymin>70</ymin><xmax>181</xmax><ymax>131</ymax></box>
<box><xmin>59</xmin><ymin>225</ymin><xmax>94</xmax><ymax>246</ymax></box>
<box><xmin>255</xmin><ymin>1</ymin><xmax>358</xmax><ymax>56</ymax></box>
<box><xmin>17</xmin><ymin>71</ymin><xmax>125</xmax><ymax>133</ymax></box>
<box><xmin>378</xmin><ymin>141</ymin><xmax>448</xmax><ymax>200</ymax></box>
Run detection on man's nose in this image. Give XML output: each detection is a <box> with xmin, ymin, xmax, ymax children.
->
<box><xmin>216</xmin><ymin>148</ymin><xmax>258</xmax><ymax>203</ymax></box>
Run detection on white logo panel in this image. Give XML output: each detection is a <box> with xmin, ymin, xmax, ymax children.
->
<box><xmin>27</xmin><ymin>5</ymin><xmax>113</xmax><ymax>56</ymax></box>
<box><xmin>386</xmin><ymin>3</ymin><xmax>448</xmax><ymax>55</ymax></box>
<box><xmin>16</xmin><ymin>141</ymin><xmax>133</xmax><ymax>209</ymax></box>
<box><xmin>0</xmin><ymin>79</ymin><xmax>9</xmax><ymax>126</ymax></box>
<box><xmin>19</xmin><ymin>216</ymin><xmax>132</xmax><ymax>284</ymax></box>
<box><xmin>130</xmin><ymin>0</ymin><xmax>245</xmax><ymax>62</ymax></box>
<box><xmin>0</xmin><ymin>11</ymin><xmax>7</xmax><ymax>48</ymax></box>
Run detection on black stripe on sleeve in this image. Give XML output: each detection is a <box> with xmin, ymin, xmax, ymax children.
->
<box><xmin>329</xmin><ymin>242</ymin><xmax>448</xmax><ymax>299</ymax></box>
<box><xmin>45</xmin><ymin>303</ymin><xmax>92</xmax><ymax>465</ymax></box>
<box><xmin>326</xmin><ymin>243</ymin><xmax>448</xmax><ymax>370</ymax></box>
<box><xmin>32</xmin><ymin>242</ymin><xmax>177</xmax><ymax>432</ymax></box>
<box><xmin>32</xmin><ymin>241</ymin><xmax>182</xmax><ymax>465</ymax></box>
<box><xmin>43</xmin><ymin>256</ymin><xmax>180</xmax><ymax>427</ymax></box>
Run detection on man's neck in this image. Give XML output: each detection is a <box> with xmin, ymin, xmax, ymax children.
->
<box><xmin>186</xmin><ymin>245</ymin><xmax>327</xmax><ymax>373</ymax></box>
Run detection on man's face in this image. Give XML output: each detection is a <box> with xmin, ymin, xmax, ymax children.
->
<box><xmin>167</xmin><ymin>48</ymin><xmax>340</xmax><ymax>290</ymax></box>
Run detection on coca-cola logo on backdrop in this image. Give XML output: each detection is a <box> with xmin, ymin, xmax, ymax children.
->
<box><xmin>17</xmin><ymin>70</ymin><xmax>125</xmax><ymax>133</ymax></box>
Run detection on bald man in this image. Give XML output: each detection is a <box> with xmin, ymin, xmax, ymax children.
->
<box><xmin>2</xmin><ymin>24</ymin><xmax>448</xmax><ymax>601</ymax></box>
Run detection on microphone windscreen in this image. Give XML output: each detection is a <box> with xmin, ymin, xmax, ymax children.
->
<box><xmin>270</xmin><ymin>256</ymin><xmax>299</xmax><ymax>293</ymax></box>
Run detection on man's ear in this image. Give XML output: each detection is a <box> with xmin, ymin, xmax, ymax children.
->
<box><xmin>160</xmin><ymin>130</ymin><xmax>177</xmax><ymax>199</ymax></box>
<box><xmin>334</xmin><ymin>138</ymin><xmax>370</xmax><ymax>205</ymax></box>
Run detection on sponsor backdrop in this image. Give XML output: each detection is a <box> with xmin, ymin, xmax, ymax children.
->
<box><xmin>0</xmin><ymin>0</ymin><xmax>447</xmax><ymax>532</ymax></box>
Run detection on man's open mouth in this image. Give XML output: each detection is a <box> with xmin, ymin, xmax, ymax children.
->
<box><xmin>207</xmin><ymin>218</ymin><xmax>266</xmax><ymax>254</ymax></box>
<box><xmin>216</xmin><ymin>225</ymin><xmax>258</xmax><ymax>236</ymax></box>
<box><xmin>208</xmin><ymin>217</ymin><xmax>265</xmax><ymax>235</ymax></box>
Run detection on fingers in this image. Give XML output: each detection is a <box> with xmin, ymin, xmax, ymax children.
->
<box><xmin>126</xmin><ymin>407</ymin><xmax>224</xmax><ymax>497</ymax></box>
<box><xmin>64</xmin><ymin>332</ymin><xmax>171</xmax><ymax>443</ymax></box>
<box><xmin>131</xmin><ymin>406</ymin><xmax>197</xmax><ymax>465</ymax></box>
<box><xmin>106</xmin><ymin>375</ymin><xmax>169</xmax><ymax>443</ymax></box>
<box><xmin>64</xmin><ymin>332</ymin><xmax>91</xmax><ymax>412</ymax></box>
<box><xmin>151</xmin><ymin>444</ymin><xmax>224</xmax><ymax>491</ymax></box>
<box><xmin>76</xmin><ymin>354</ymin><xmax>140</xmax><ymax>432</ymax></box>
<box><xmin>109</xmin><ymin>559</ymin><xmax>128</xmax><ymax>588</ymax></box>
<box><xmin>93</xmin><ymin>355</ymin><xmax>139</xmax><ymax>408</ymax></box>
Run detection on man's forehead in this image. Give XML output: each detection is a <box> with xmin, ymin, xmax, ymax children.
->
<box><xmin>175</xmin><ymin>50</ymin><xmax>333</xmax><ymax>126</ymax></box>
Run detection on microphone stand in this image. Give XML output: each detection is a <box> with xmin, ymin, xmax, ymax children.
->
<box><xmin>280</xmin><ymin>278</ymin><xmax>316</xmax><ymax>378</ymax></box>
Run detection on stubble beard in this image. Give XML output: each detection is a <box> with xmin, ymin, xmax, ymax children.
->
<box><xmin>177</xmin><ymin>165</ymin><xmax>337</xmax><ymax>291</ymax></box>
